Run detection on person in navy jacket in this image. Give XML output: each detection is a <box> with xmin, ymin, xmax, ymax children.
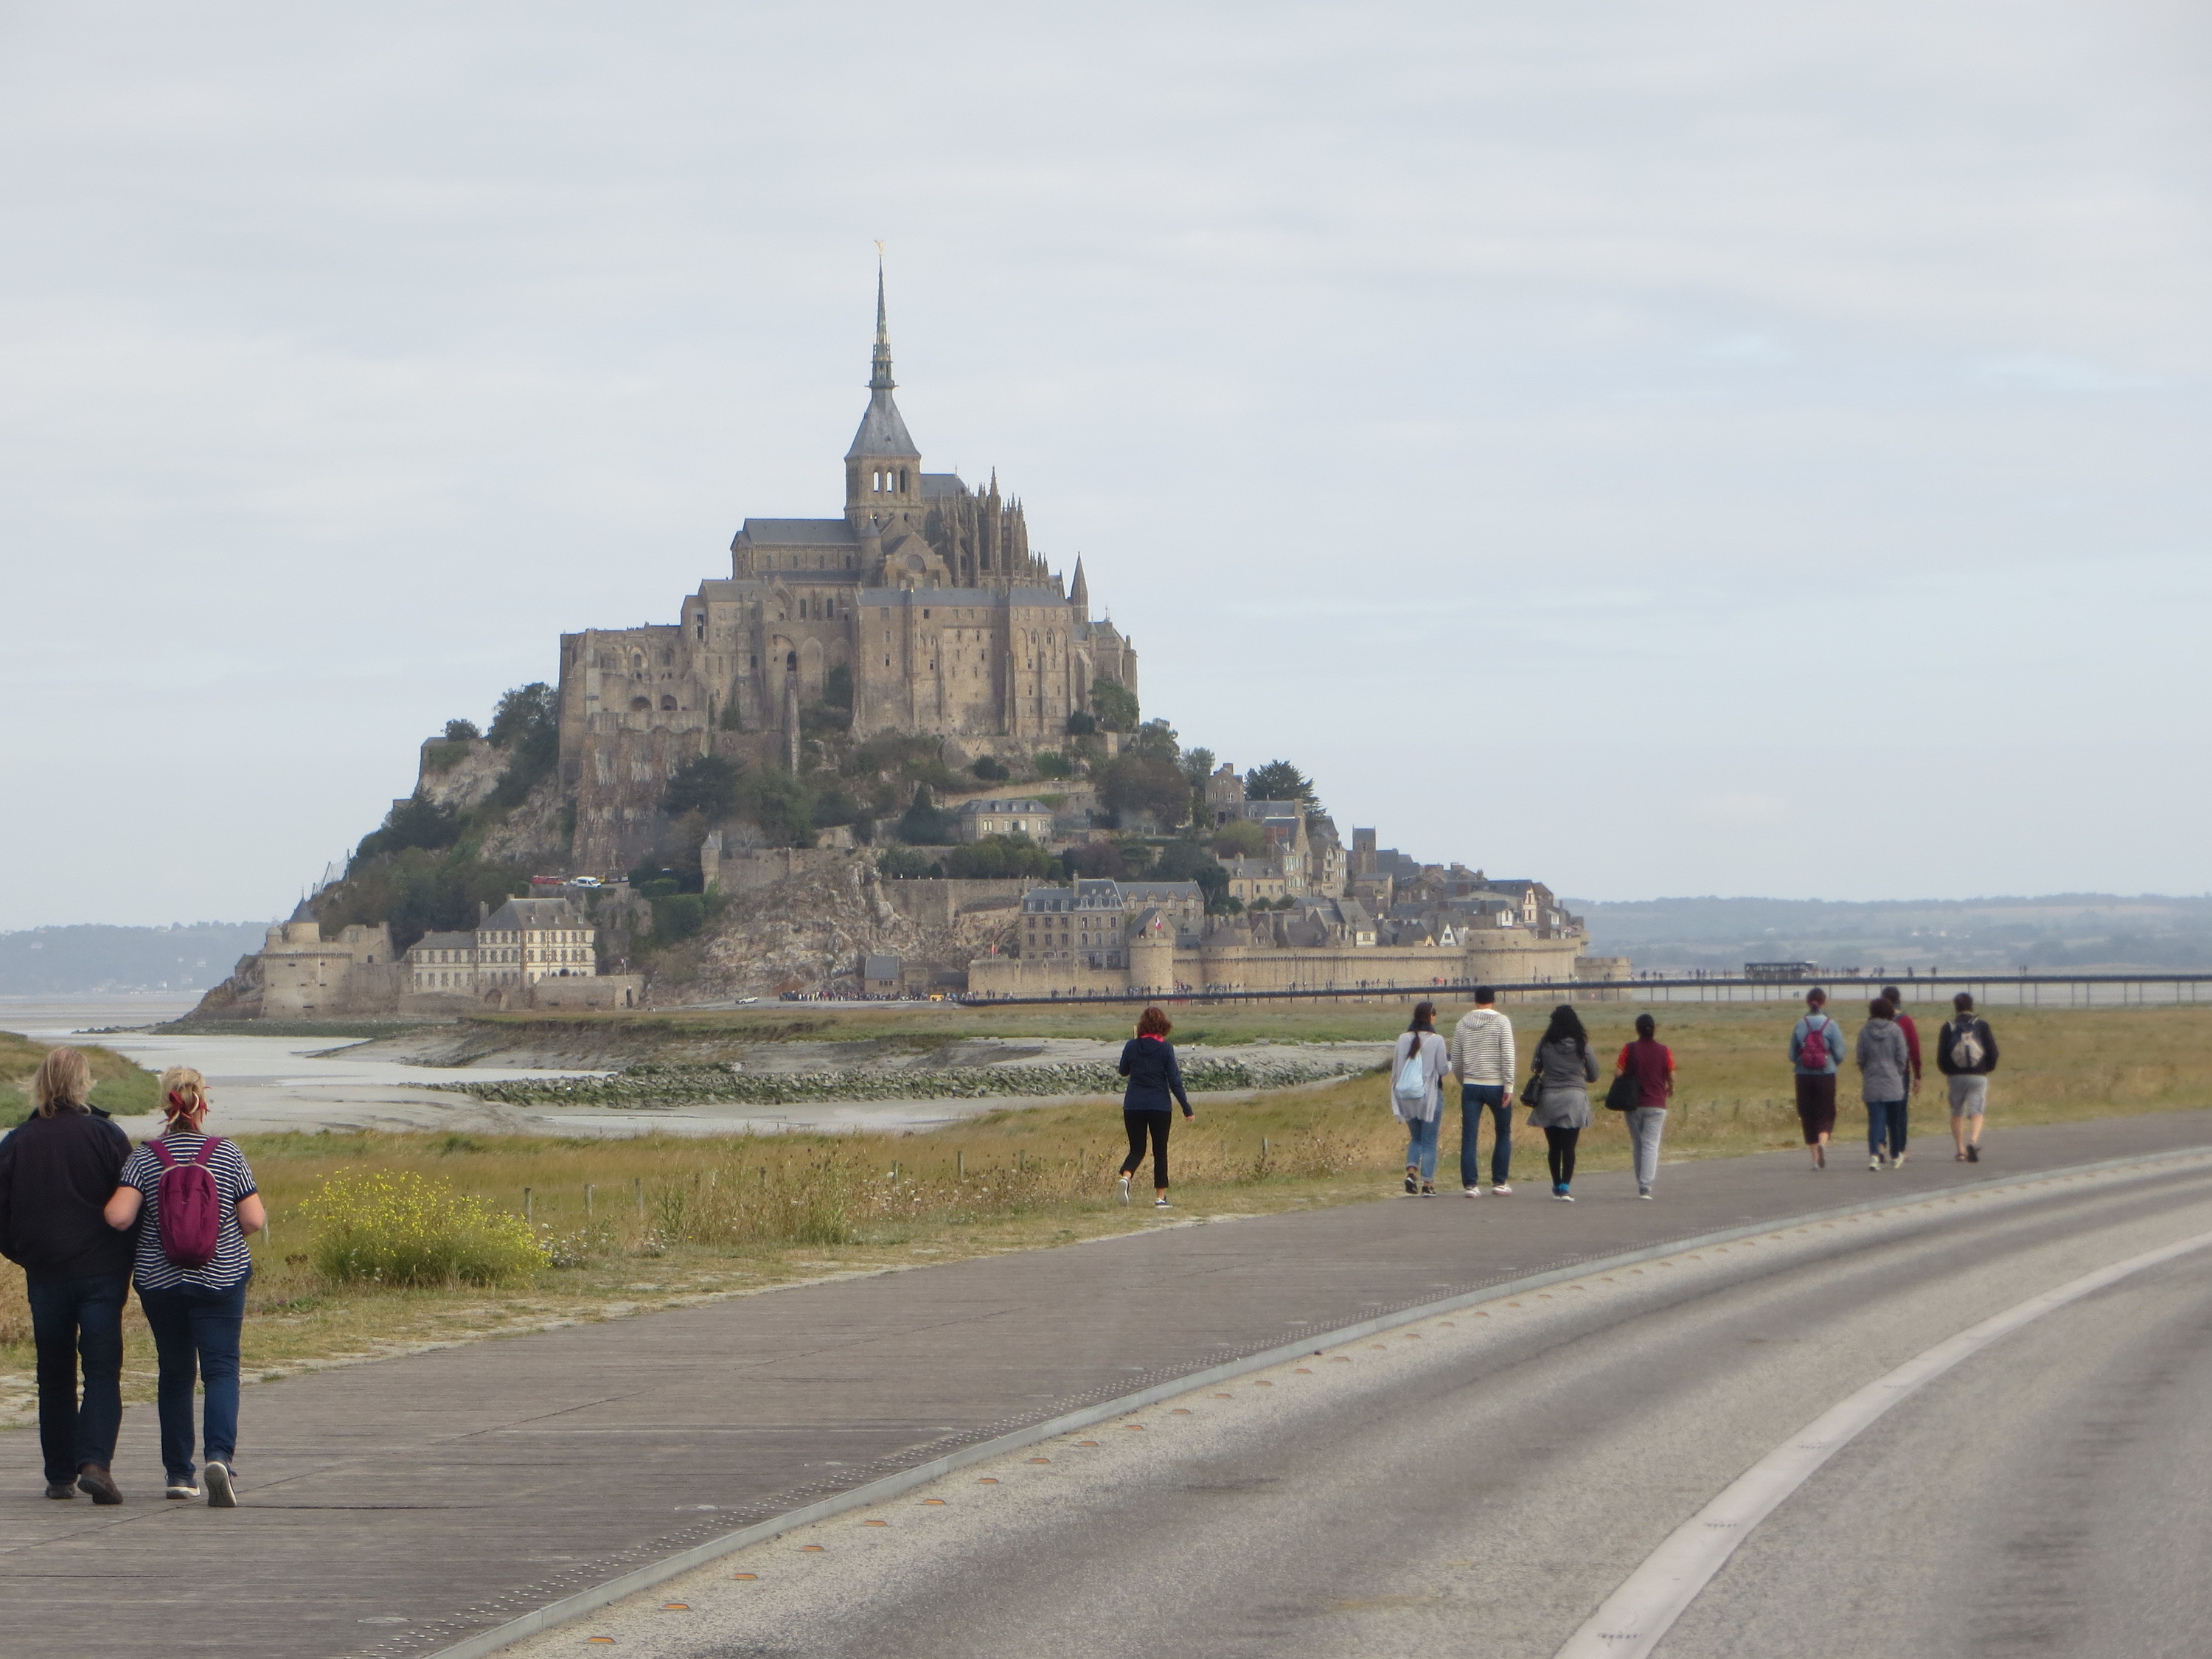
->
<box><xmin>1116</xmin><ymin>1006</ymin><xmax>1194</xmax><ymax>1209</ymax></box>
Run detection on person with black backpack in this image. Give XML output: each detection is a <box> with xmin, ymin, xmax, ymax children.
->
<box><xmin>102</xmin><ymin>1067</ymin><xmax>264</xmax><ymax>1506</ymax></box>
<box><xmin>1788</xmin><ymin>988</ymin><xmax>1845</xmax><ymax>1170</ymax></box>
<box><xmin>1936</xmin><ymin>992</ymin><xmax>2000</xmax><ymax>1162</ymax></box>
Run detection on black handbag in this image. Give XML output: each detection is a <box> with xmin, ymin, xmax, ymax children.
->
<box><xmin>1604</xmin><ymin>1068</ymin><xmax>1641</xmax><ymax>1113</ymax></box>
<box><xmin>1522</xmin><ymin>1065</ymin><xmax>1547</xmax><ymax>1113</ymax></box>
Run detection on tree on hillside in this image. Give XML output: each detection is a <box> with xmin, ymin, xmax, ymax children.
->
<box><xmin>1245</xmin><ymin>759</ymin><xmax>1318</xmax><ymax>810</ymax></box>
<box><xmin>1211</xmin><ymin>819</ymin><xmax>1266</xmax><ymax>858</ymax></box>
<box><xmin>943</xmin><ymin>835</ymin><xmax>1058</xmax><ymax>880</ymax></box>
<box><xmin>443</xmin><ymin>718</ymin><xmax>481</xmax><ymax>741</ymax></box>
<box><xmin>1127</xmin><ymin>719</ymin><xmax>1179</xmax><ymax>763</ymax></box>
<box><xmin>1096</xmin><ymin>754</ymin><xmax>1189</xmax><ymax>827</ymax></box>
<box><xmin>358</xmin><ymin>794</ymin><xmax>462</xmax><ymax>860</ymax></box>
<box><xmin>1152</xmin><ymin>840</ymin><xmax>1229</xmax><ymax>911</ymax></box>
<box><xmin>896</xmin><ymin>783</ymin><xmax>953</xmax><ymax>846</ymax></box>
<box><xmin>1062</xmin><ymin>841</ymin><xmax>1127</xmax><ymax>880</ymax></box>
<box><xmin>1090</xmin><ymin>679</ymin><xmax>1139</xmax><ymax>733</ymax></box>
<box><xmin>1180</xmin><ymin>746</ymin><xmax>1217</xmax><ymax>787</ymax></box>
<box><xmin>482</xmin><ymin>683</ymin><xmax>560</xmax><ymax>810</ymax></box>
<box><xmin>662</xmin><ymin>754</ymin><xmax>744</xmax><ymax>820</ymax></box>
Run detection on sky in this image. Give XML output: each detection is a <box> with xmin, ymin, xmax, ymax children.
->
<box><xmin>2</xmin><ymin>0</ymin><xmax>2207</xmax><ymax>929</ymax></box>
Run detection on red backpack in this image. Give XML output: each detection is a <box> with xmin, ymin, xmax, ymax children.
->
<box><xmin>147</xmin><ymin>1138</ymin><xmax>224</xmax><ymax>1268</ymax></box>
<box><xmin>1798</xmin><ymin>1015</ymin><xmax>1832</xmax><ymax>1071</ymax></box>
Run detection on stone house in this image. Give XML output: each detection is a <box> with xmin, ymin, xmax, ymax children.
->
<box><xmin>1018</xmin><ymin>877</ymin><xmax>1206</xmax><ymax>973</ymax></box>
<box><xmin>953</xmin><ymin>798</ymin><xmax>1057</xmax><ymax>842</ymax></box>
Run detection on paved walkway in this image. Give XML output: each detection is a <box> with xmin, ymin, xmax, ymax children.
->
<box><xmin>6</xmin><ymin>1110</ymin><xmax>2209</xmax><ymax>1659</ymax></box>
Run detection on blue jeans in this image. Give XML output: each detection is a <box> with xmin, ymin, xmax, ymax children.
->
<box><xmin>27</xmin><ymin>1273</ymin><xmax>128</xmax><ymax>1483</ymax></box>
<box><xmin>1459</xmin><ymin>1085</ymin><xmax>1512</xmax><ymax>1187</ymax></box>
<box><xmin>1405</xmin><ymin>1112</ymin><xmax>1441</xmax><ymax>1181</ymax></box>
<box><xmin>137</xmin><ymin>1279</ymin><xmax>248</xmax><ymax>1481</ymax></box>
<box><xmin>1868</xmin><ymin>1099</ymin><xmax>1909</xmax><ymax>1158</ymax></box>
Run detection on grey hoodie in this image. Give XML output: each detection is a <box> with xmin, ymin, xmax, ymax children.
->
<box><xmin>1449</xmin><ymin>1006</ymin><xmax>1517</xmax><ymax>1087</ymax></box>
<box><xmin>1855</xmin><ymin>1017</ymin><xmax>1912</xmax><ymax>1104</ymax></box>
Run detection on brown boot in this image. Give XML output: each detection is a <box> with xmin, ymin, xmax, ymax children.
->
<box><xmin>76</xmin><ymin>1464</ymin><xmax>122</xmax><ymax>1505</ymax></box>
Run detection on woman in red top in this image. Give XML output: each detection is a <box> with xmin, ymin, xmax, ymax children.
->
<box><xmin>1613</xmin><ymin>1013</ymin><xmax>1676</xmax><ymax>1200</ymax></box>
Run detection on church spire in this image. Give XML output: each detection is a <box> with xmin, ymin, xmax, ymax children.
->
<box><xmin>1070</xmin><ymin>555</ymin><xmax>1090</xmax><ymax>620</ymax></box>
<box><xmin>869</xmin><ymin>257</ymin><xmax>894</xmax><ymax>391</ymax></box>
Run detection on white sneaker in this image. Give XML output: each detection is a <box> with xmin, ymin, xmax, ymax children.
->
<box><xmin>1870</xmin><ymin>1156</ymin><xmax>1882</xmax><ymax>1171</ymax></box>
<box><xmin>1154</xmin><ymin>1197</ymin><xmax>1172</xmax><ymax>1209</ymax></box>
<box><xmin>1638</xmin><ymin>1186</ymin><xmax>1652</xmax><ymax>1200</ymax></box>
<box><xmin>204</xmin><ymin>1462</ymin><xmax>237</xmax><ymax>1509</ymax></box>
<box><xmin>1463</xmin><ymin>1186</ymin><xmax>1482</xmax><ymax>1197</ymax></box>
<box><xmin>1492</xmin><ymin>1183</ymin><xmax>1513</xmax><ymax>1195</ymax></box>
<box><xmin>164</xmin><ymin>1478</ymin><xmax>201</xmax><ymax>1500</ymax></box>
<box><xmin>1116</xmin><ymin>1174</ymin><xmax>1131</xmax><ymax>1206</ymax></box>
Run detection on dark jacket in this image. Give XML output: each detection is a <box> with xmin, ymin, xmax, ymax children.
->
<box><xmin>1936</xmin><ymin>1017</ymin><xmax>1999</xmax><ymax>1076</ymax></box>
<box><xmin>0</xmin><ymin>1108</ymin><xmax>134</xmax><ymax>1281</ymax></box>
<box><xmin>1119</xmin><ymin>1036</ymin><xmax>1192</xmax><ymax>1115</ymax></box>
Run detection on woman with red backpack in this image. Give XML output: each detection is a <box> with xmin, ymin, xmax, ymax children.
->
<box><xmin>102</xmin><ymin>1067</ymin><xmax>264</xmax><ymax>1506</ymax></box>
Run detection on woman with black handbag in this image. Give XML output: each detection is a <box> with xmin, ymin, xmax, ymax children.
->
<box><xmin>1610</xmin><ymin>1013</ymin><xmax>1675</xmax><ymax>1199</ymax></box>
<box><xmin>1526</xmin><ymin>1005</ymin><xmax>1600</xmax><ymax>1201</ymax></box>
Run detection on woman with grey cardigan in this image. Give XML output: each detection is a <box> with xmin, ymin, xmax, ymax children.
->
<box><xmin>1857</xmin><ymin>998</ymin><xmax>1913</xmax><ymax>1169</ymax></box>
<box><xmin>1527</xmin><ymin>1004</ymin><xmax>1601</xmax><ymax>1201</ymax></box>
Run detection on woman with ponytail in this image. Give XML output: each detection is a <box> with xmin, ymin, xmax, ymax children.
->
<box><xmin>103</xmin><ymin>1067</ymin><xmax>264</xmax><ymax>1506</ymax></box>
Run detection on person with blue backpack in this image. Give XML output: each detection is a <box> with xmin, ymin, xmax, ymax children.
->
<box><xmin>103</xmin><ymin>1067</ymin><xmax>264</xmax><ymax>1506</ymax></box>
<box><xmin>1391</xmin><ymin>1002</ymin><xmax>1450</xmax><ymax>1195</ymax></box>
<box><xmin>1789</xmin><ymin>988</ymin><xmax>1846</xmax><ymax>1169</ymax></box>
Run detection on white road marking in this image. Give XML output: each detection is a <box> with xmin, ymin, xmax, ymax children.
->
<box><xmin>1552</xmin><ymin>1225</ymin><xmax>2212</xmax><ymax>1659</ymax></box>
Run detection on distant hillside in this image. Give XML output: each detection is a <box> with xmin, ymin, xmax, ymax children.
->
<box><xmin>0</xmin><ymin>923</ymin><xmax>268</xmax><ymax>995</ymax></box>
<box><xmin>1574</xmin><ymin>894</ymin><xmax>2212</xmax><ymax>975</ymax></box>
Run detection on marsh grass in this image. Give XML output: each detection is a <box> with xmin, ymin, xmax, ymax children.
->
<box><xmin>1</xmin><ymin>1001</ymin><xmax>2207</xmax><ymax>1420</ymax></box>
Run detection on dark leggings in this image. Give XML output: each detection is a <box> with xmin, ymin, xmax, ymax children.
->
<box><xmin>1122</xmin><ymin>1110</ymin><xmax>1172</xmax><ymax>1189</ymax></box>
<box><xmin>1544</xmin><ymin>1125</ymin><xmax>1580</xmax><ymax>1189</ymax></box>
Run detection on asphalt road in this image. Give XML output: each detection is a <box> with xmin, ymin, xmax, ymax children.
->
<box><xmin>518</xmin><ymin>1158</ymin><xmax>2212</xmax><ymax>1659</ymax></box>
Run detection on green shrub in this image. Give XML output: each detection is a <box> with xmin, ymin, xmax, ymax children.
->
<box><xmin>421</xmin><ymin>740</ymin><xmax>470</xmax><ymax>774</ymax></box>
<box><xmin>299</xmin><ymin>1169</ymin><xmax>546</xmax><ymax>1287</ymax></box>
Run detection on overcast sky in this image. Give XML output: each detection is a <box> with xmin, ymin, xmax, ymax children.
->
<box><xmin>3</xmin><ymin>0</ymin><xmax>2207</xmax><ymax>929</ymax></box>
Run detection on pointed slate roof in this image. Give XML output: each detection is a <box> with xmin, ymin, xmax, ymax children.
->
<box><xmin>846</xmin><ymin>266</ymin><xmax>919</xmax><ymax>460</ymax></box>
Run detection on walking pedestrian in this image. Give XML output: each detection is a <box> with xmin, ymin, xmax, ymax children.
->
<box><xmin>1936</xmin><ymin>992</ymin><xmax>2000</xmax><ymax>1162</ymax></box>
<box><xmin>1391</xmin><ymin>1002</ymin><xmax>1450</xmax><ymax>1195</ymax></box>
<box><xmin>0</xmin><ymin>1047</ymin><xmax>133</xmax><ymax>1503</ymax></box>
<box><xmin>1612</xmin><ymin>1013</ymin><xmax>1674</xmax><ymax>1199</ymax></box>
<box><xmin>1788</xmin><ymin>988</ymin><xmax>1845</xmax><ymax>1169</ymax></box>
<box><xmin>1528</xmin><ymin>1004</ymin><xmax>1600</xmax><ymax>1201</ymax></box>
<box><xmin>1115</xmin><ymin>1009</ymin><xmax>1194</xmax><ymax>1208</ymax></box>
<box><xmin>1448</xmin><ymin>986</ymin><xmax>1517</xmax><ymax>1196</ymax></box>
<box><xmin>102</xmin><ymin>1067</ymin><xmax>265</xmax><ymax>1506</ymax></box>
<box><xmin>1857</xmin><ymin>999</ymin><xmax>1912</xmax><ymax>1169</ymax></box>
<box><xmin>1882</xmin><ymin>985</ymin><xmax>1924</xmax><ymax>1105</ymax></box>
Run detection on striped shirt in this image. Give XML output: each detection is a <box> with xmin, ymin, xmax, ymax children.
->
<box><xmin>119</xmin><ymin>1132</ymin><xmax>258</xmax><ymax>1292</ymax></box>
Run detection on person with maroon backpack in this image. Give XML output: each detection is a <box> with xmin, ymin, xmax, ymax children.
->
<box><xmin>103</xmin><ymin>1067</ymin><xmax>265</xmax><ymax>1506</ymax></box>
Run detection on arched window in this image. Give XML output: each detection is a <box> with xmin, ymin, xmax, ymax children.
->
<box><xmin>659</xmin><ymin>695</ymin><xmax>677</xmax><ymax>711</ymax></box>
<box><xmin>630</xmin><ymin>697</ymin><xmax>652</xmax><ymax>712</ymax></box>
<box><xmin>786</xmin><ymin>651</ymin><xmax>798</xmax><ymax>671</ymax></box>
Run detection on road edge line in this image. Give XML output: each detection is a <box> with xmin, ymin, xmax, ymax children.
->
<box><xmin>422</xmin><ymin>1142</ymin><xmax>2212</xmax><ymax>1659</ymax></box>
<box><xmin>1552</xmin><ymin>1222</ymin><xmax>2212</xmax><ymax>1658</ymax></box>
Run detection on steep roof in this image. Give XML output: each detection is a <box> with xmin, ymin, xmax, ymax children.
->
<box><xmin>408</xmin><ymin>931</ymin><xmax>476</xmax><ymax>954</ymax></box>
<box><xmin>481</xmin><ymin>898</ymin><xmax>588</xmax><ymax>932</ymax></box>
<box><xmin>847</xmin><ymin>389</ymin><xmax>919</xmax><ymax>460</ymax></box>
<box><xmin>741</xmin><ymin>518</ymin><xmax>857</xmax><ymax>546</ymax></box>
<box><xmin>919</xmin><ymin>472</ymin><xmax>967</xmax><ymax>498</ymax></box>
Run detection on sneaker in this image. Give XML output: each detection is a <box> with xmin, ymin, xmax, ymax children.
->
<box><xmin>1638</xmin><ymin>1186</ymin><xmax>1652</xmax><ymax>1200</ymax></box>
<box><xmin>165</xmin><ymin>1478</ymin><xmax>201</xmax><ymax>1500</ymax></box>
<box><xmin>1967</xmin><ymin>1145</ymin><xmax>1980</xmax><ymax>1163</ymax></box>
<box><xmin>1463</xmin><ymin>1186</ymin><xmax>1482</xmax><ymax>1197</ymax></box>
<box><xmin>204</xmin><ymin>1462</ymin><xmax>237</xmax><ymax>1509</ymax></box>
<box><xmin>1153</xmin><ymin>1197</ymin><xmax>1172</xmax><ymax>1210</ymax></box>
<box><xmin>1116</xmin><ymin>1173</ymin><xmax>1131</xmax><ymax>1206</ymax></box>
<box><xmin>1492</xmin><ymin>1183</ymin><xmax>1512</xmax><ymax>1196</ymax></box>
<box><xmin>1419</xmin><ymin>1183</ymin><xmax>1436</xmax><ymax>1197</ymax></box>
<box><xmin>1892</xmin><ymin>1153</ymin><xmax>1906</xmax><ymax>1169</ymax></box>
<box><xmin>44</xmin><ymin>1480</ymin><xmax>77</xmax><ymax>1500</ymax></box>
<box><xmin>1551</xmin><ymin>1186</ymin><xmax>1574</xmax><ymax>1203</ymax></box>
<box><xmin>76</xmin><ymin>1465</ymin><xmax>122</xmax><ymax>1506</ymax></box>
<box><xmin>1870</xmin><ymin>1156</ymin><xmax>1882</xmax><ymax>1171</ymax></box>
<box><xmin>1404</xmin><ymin>1173</ymin><xmax>1419</xmax><ymax>1194</ymax></box>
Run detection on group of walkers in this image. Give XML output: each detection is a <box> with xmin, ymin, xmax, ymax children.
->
<box><xmin>1790</xmin><ymin>986</ymin><xmax>2000</xmax><ymax>1169</ymax></box>
<box><xmin>1383</xmin><ymin>983</ymin><xmax>2003</xmax><ymax>1200</ymax></box>
<box><xmin>0</xmin><ymin>1048</ymin><xmax>262</xmax><ymax>1507</ymax></box>
<box><xmin>1390</xmin><ymin>987</ymin><xmax>1674</xmax><ymax>1202</ymax></box>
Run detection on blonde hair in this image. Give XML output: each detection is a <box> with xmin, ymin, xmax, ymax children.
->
<box><xmin>32</xmin><ymin>1047</ymin><xmax>94</xmax><ymax>1116</ymax></box>
<box><xmin>159</xmin><ymin>1066</ymin><xmax>209</xmax><ymax>1131</ymax></box>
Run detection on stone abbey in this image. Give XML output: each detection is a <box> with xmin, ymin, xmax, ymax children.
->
<box><xmin>556</xmin><ymin>277</ymin><xmax>1137</xmax><ymax>844</ymax></box>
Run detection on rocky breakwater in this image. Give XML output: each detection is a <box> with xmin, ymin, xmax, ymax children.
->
<box><xmin>434</xmin><ymin>1054</ymin><xmax>1378</xmax><ymax>1109</ymax></box>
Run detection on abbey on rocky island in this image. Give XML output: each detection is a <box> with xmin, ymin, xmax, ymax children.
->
<box><xmin>556</xmin><ymin>277</ymin><xmax>1137</xmax><ymax>846</ymax></box>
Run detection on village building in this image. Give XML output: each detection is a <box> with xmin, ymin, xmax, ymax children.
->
<box><xmin>953</xmin><ymin>798</ymin><xmax>1057</xmax><ymax>842</ymax></box>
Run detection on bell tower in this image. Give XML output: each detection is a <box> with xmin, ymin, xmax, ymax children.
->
<box><xmin>844</xmin><ymin>265</ymin><xmax>923</xmax><ymax>532</ymax></box>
